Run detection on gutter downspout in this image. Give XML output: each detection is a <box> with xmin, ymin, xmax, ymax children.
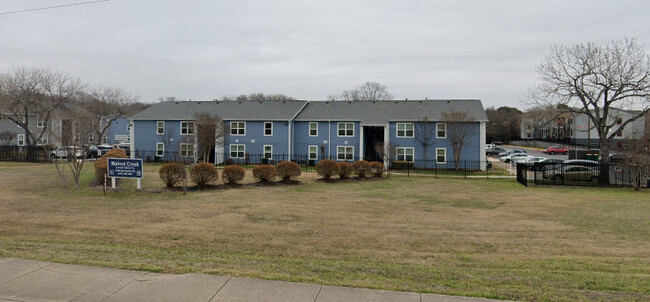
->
<box><xmin>328</xmin><ymin>121</ymin><xmax>331</xmax><ymax>159</ymax></box>
<box><xmin>289</xmin><ymin>101</ymin><xmax>310</xmax><ymax>160</ymax></box>
<box><xmin>129</xmin><ymin>119</ymin><xmax>135</xmax><ymax>159</ymax></box>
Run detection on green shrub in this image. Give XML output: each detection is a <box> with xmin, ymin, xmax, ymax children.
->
<box><xmin>190</xmin><ymin>163</ymin><xmax>219</xmax><ymax>187</ymax></box>
<box><xmin>391</xmin><ymin>160</ymin><xmax>414</xmax><ymax>170</ymax></box>
<box><xmin>159</xmin><ymin>162</ymin><xmax>187</xmax><ymax>188</ymax></box>
<box><xmin>369</xmin><ymin>161</ymin><xmax>385</xmax><ymax>177</ymax></box>
<box><xmin>276</xmin><ymin>161</ymin><xmax>301</xmax><ymax>182</ymax></box>
<box><xmin>316</xmin><ymin>159</ymin><xmax>339</xmax><ymax>180</ymax></box>
<box><xmin>252</xmin><ymin>164</ymin><xmax>277</xmax><ymax>183</ymax></box>
<box><xmin>94</xmin><ymin>148</ymin><xmax>128</xmax><ymax>184</ymax></box>
<box><xmin>352</xmin><ymin>160</ymin><xmax>370</xmax><ymax>178</ymax></box>
<box><xmin>222</xmin><ymin>165</ymin><xmax>245</xmax><ymax>184</ymax></box>
<box><xmin>338</xmin><ymin>161</ymin><xmax>353</xmax><ymax>179</ymax></box>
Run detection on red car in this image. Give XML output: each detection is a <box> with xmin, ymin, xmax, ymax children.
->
<box><xmin>542</xmin><ymin>146</ymin><xmax>569</xmax><ymax>155</ymax></box>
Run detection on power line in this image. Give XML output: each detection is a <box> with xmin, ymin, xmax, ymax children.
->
<box><xmin>0</xmin><ymin>0</ymin><xmax>110</xmax><ymax>16</ymax></box>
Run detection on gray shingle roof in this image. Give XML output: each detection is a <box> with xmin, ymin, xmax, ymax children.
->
<box><xmin>129</xmin><ymin>99</ymin><xmax>488</xmax><ymax>123</ymax></box>
<box><xmin>294</xmin><ymin>99</ymin><xmax>488</xmax><ymax>124</ymax></box>
<box><xmin>129</xmin><ymin>100</ymin><xmax>308</xmax><ymax>120</ymax></box>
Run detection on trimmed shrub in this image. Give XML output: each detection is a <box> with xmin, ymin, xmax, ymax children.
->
<box><xmin>352</xmin><ymin>160</ymin><xmax>370</xmax><ymax>178</ymax></box>
<box><xmin>159</xmin><ymin>162</ymin><xmax>187</xmax><ymax>187</ymax></box>
<box><xmin>222</xmin><ymin>165</ymin><xmax>245</xmax><ymax>184</ymax></box>
<box><xmin>252</xmin><ymin>164</ymin><xmax>277</xmax><ymax>183</ymax></box>
<box><xmin>190</xmin><ymin>163</ymin><xmax>219</xmax><ymax>187</ymax></box>
<box><xmin>338</xmin><ymin>161</ymin><xmax>353</xmax><ymax>179</ymax></box>
<box><xmin>391</xmin><ymin>160</ymin><xmax>414</xmax><ymax>170</ymax></box>
<box><xmin>369</xmin><ymin>161</ymin><xmax>385</xmax><ymax>177</ymax></box>
<box><xmin>94</xmin><ymin>148</ymin><xmax>128</xmax><ymax>184</ymax></box>
<box><xmin>276</xmin><ymin>161</ymin><xmax>301</xmax><ymax>182</ymax></box>
<box><xmin>315</xmin><ymin>159</ymin><xmax>339</xmax><ymax>180</ymax></box>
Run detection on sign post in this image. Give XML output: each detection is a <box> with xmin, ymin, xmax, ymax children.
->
<box><xmin>107</xmin><ymin>158</ymin><xmax>143</xmax><ymax>191</ymax></box>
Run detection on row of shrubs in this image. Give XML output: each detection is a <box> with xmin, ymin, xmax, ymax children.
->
<box><xmin>158</xmin><ymin>161</ymin><xmax>304</xmax><ymax>187</ymax></box>
<box><xmin>315</xmin><ymin>159</ymin><xmax>384</xmax><ymax>180</ymax></box>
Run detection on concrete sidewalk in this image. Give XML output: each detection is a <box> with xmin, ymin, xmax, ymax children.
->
<box><xmin>0</xmin><ymin>258</ymin><xmax>509</xmax><ymax>302</ymax></box>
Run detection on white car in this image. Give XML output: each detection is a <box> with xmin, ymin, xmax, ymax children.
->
<box><xmin>524</xmin><ymin>157</ymin><xmax>547</xmax><ymax>164</ymax></box>
<box><xmin>501</xmin><ymin>153</ymin><xmax>530</xmax><ymax>163</ymax></box>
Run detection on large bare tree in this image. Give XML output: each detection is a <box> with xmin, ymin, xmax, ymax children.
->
<box><xmin>336</xmin><ymin>81</ymin><xmax>393</xmax><ymax>101</ymax></box>
<box><xmin>79</xmin><ymin>86</ymin><xmax>137</xmax><ymax>145</ymax></box>
<box><xmin>194</xmin><ymin>113</ymin><xmax>228</xmax><ymax>162</ymax></box>
<box><xmin>442</xmin><ymin>111</ymin><xmax>476</xmax><ymax>170</ymax></box>
<box><xmin>48</xmin><ymin>107</ymin><xmax>94</xmax><ymax>190</ymax></box>
<box><xmin>0</xmin><ymin>130</ymin><xmax>16</xmax><ymax>146</ymax></box>
<box><xmin>0</xmin><ymin>67</ymin><xmax>82</xmax><ymax>147</ymax></box>
<box><xmin>528</xmin><ymin>38</ymin><xmax>650</xmax><ymax>163</ymax></box>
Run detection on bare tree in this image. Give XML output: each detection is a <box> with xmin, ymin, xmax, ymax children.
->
<box><xmin>219</xmin><ymin>93</ymin><xmax>295</xmax><ymax>102</ymax></box>
<box><xmin>374</xmin><ymin>141</ymin><xmax>399</xmax><ymax>169</ymax></box>
<box><xmin>158</xmin><ymin>124</ymin><xmax>178</xmax><ymax>162</ymax></box>
<box><xmin>0</xmin><ymin>67</ymin><xmax>82</xmax><ymax>147</ymax></box>
<box><xmin>194</xmin><ymin>113</ymin><xmax>228</xmax><ymax>162</ymax></box>
<box><xmin>49</xmin><ymin>107</ymin><xmax>93</xmax><ymax>190</ymax></box>
<box><xmin>79</xmin><ymin>86</ymin><xmax>137</xmax><ymax>145</ymax></box>
<box><xmin>442</xmin><ymin>111</ymin><xmax>476</xmax><ymax>170</ymax></box>
<box><xmin>337</xmin><ymin>81</ymin><xmax>393</xmax><ymax>101</ymax></box>
<box><xmin>617</xmin><ymin>138</ymin><xmax>650</xmax><ymax>190</ymax></box>
<box><xmin>527</xmin><ymin>38</ymin><xmax>650</xmax><ymax>164</ymax></box>
<box><xmin>414</xmin><ymin>117</ymin><xmax>435</xmax><ymax>161</ymax></box>
<box><xmin>0</xmin><ymin>130</ymin><xmax>16</xmax><ymax>146</ymax></box>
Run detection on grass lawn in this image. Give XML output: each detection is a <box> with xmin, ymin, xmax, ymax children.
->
<box><xmin>0</xmin><ymin>162</ymin><xmax>648</xmax><ymax>301</ymax></box>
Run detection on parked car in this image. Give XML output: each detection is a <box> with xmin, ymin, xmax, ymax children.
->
<box><xmin>512</xmin><ymin>154</ymin><xmax>534</xmax><ymax>164</ymax></box>
<box><xmin>492</xmin><ymin>141</ymin><xmax>504</xmax><ymax>145</ymax></box>
<box><xmin>486</xmin><ymin>146</ymin><xmax>506</xmax><ymax>156</ymax></box>
<box><xmin>50</xmin><ymin>146</ymin><xmax>83</xmax><ymax>159</ymax></box>
<box><xmin>542</xmin><ymin>146</ymin><xmax>569</xmax><ymax>155</ymax></box>
<box><xmin>501</xmin><ymin>153</ymin><xmax>530</xmax><ymax>163</ymax></box>
<box><xmin>84</xmin><ymin>145</ymin><xmax>102</xmax><ymax>159</ymax></box>
<box><xmin>498</xmin><ymin>149</ymin><xmax>527</xmax><ymax>157</ymax></box>
<box><xmin>563</xmin><ymin>159</ymin><xmax>599</xmax><ymax>167</ymax></box>
<box><xmin>97</xmin><ymin>145</ymin><xmax>114</xmax><ymax>152</ymax></box>
<box><xmin>543</xmin><ymin>165</ymin><xmax>599</xmax><ymax>183</ymax></box>
<box><xmin>486</xmin><ymin>144</ymin><xmax>495</xmax><ymax>150</ymax></box>
<box><xmin>524</xmin><ymin>157</ymin><xmax>547</xmax><ymax>164</ymax></box>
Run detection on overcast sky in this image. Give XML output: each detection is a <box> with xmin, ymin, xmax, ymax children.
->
<box><xmin>1</xmin><ymin>0</ymin><xmax>649</xmax><ymax>108</ymax></box>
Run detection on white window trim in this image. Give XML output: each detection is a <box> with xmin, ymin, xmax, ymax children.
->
<box><xmin>180</xmin><ymin>121</ymin><xmax>194</xmax><ymax>135</ymax></box>
<box><xmin>308</xmin><ymin>145</ymin><xmax>318</xmax><ymax>160</ymax></box>
<box><xmin>309</xmin><ymin>122</ymin><xmax>318</xmax><ymax>137</ymax></box>
<box><xmin>36</xmin><ymin>117</ymin><xmax>45</xmax><ymax>128</ymax></box>
<box><xmin>337</xmin><ymin>122</ymin><xmax>354</xmax><ymax>137</ymax></box>
<box><xmin>396</xmin><ymin>147</ymin><xmax>414</xmax><ymax>162</ymax></box>
<box><xmin>263</xmin><ymin>145</ymin><xmax>273</xmax><ymax>159</ymax></box>
<box><xmin>156</xmin><ymin>142</ymin><xmax>164</xmax><ymax>157</ymax></box>
<box><xmin>230</xmin><ymin>144</ymin><xmax>245</xmax><ymax>159</ymax></box>
<box><xmin>157</xmin><ymin>121</ymin><xmax>165</xmax><ymax>135</ymax></box>
<box><xmin>436</xmin><ymin>148</ymin><xmax>446</xmax><ymax>164</ymax></box>
<box><xmin>336</xmin><ymin>146</ymin><xmax>354</xmax><ymax>161</ymax></box>
<box><xmin>396</xmin><ymin>123</ymin><xmax>414</xmax><ymax>138</ymax></box>
<box><xmin>17</xmin><ymin>134</ymin><xmax>25</xmax><ymax>146</ymax></box>
<box><xmin>230</xmin><ymin>121</ymin><xmax>246</xmax><ymax>136</ymax></box>
<box><xmin>180</xmin><ymin>143</ymin><xmax>193</xmax><ymax>157</ymax></box>
<box><xmin>436</xmin><ymin>123</ymin><xmax>447</xmax><ymax>139</ymax></box>
<box><xmin>264</xmin><ymin>122</ymin><xmax>273</xmax><ymax>136</ymax></box>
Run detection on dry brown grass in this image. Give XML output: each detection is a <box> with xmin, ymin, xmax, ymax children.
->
<box><xmin>0</xmin><ymin>162</ymin><xmax>648</xmax><ymax>301</ymax></box>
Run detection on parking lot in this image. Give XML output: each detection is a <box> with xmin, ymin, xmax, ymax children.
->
<box><xmin>492</xmin><ymin>145</ymin><xmax>569</xmax><ymax>161</ymax></box>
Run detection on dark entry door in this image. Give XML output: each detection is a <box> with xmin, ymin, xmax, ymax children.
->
<box><xmin>363</xmin><ymin>126</ymin><xmax>384</xmax><ymax>162</ymax></box>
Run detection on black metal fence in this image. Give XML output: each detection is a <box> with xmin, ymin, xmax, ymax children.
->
<box><xmin>517</xmin><ymin>162</ymin><xmax>650</xmax><ymax>188</ymax></box>
<box><xmin>0</xmin><ymin>146</ymin><xmax>49</xmax><ymax>163</ymax></box>
<box><xmin>386</xmin><ymin>160</ymin><xmax>514</xmax><ymax>180</ymax></box>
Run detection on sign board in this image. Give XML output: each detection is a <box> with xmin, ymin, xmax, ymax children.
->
<box><xmin>108</xmin><ymin>158</ymin><xmax>143</xmax><ymax>179</ymax></box>
<box><xmin>114</xmin><ymin>135</ymin><xmax>130</xmax><ymax>142</ymax></box>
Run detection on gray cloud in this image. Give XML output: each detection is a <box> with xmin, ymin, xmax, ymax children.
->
<box><xmin>1</xmin><ymin>0</ymin><xmax>649</xmax><ymax>108</ymax></box>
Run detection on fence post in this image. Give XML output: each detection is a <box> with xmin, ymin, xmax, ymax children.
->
<box><xmin>464</xmin><ymin>160</ymin><xmax>467</xmax><ymax>179</ymax></box>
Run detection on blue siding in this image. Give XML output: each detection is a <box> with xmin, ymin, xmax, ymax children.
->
<box><xmin>133</xmin><ymin>120</ymin><xmax>194</xmax><ymax>161</ymax></box>
<box><xmin>293</xmin><ymin>121</ymin><xmax>360</xmax><ymax>160</ymax></box>
<box><xmin>389</xmin><ymin>121</ymin><xmax>481</xmax><ymax>168</ymax></box>
<box><xmin>224</xmin><ymin>121</ymin><xmax>290</xmax><ymax>163</ymax></box>
<box><xmin>105</xmin><ymin>117</ymin><xmax>130</xmax><ymax>144</ymax></box>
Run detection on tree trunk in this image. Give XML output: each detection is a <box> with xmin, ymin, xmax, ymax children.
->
<box><xmin>599</xmin><ymin>138</ymin><xmax>611</xmax><ymax>185</ymax></box>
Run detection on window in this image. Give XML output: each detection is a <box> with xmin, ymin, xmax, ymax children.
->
<box><xmin>309</xmin><ymin>145</ymin><xmax>318</xmax><ymax>160</ymax></box>
<box><xmin>230</xmin><ymin>121</ymin><xmax>245</xmax><ymax>136</ymax></box>
<box><xmin>264</xmin><ymin>145</ymin><xmax>272</xmax><ymax>159</ymax></box>
<box><xmin>436</xmin><ymin>123</ymin><xmax>446</xmax><ymax>138</ymax></box>
<box><xmin>157</xmin><ymin>121</ymin><xmax>165</xmax><ymax>135</ymax></box>
<box><xmin>397</xmin><ymin>123</ymin><xmax>414</xmax><ymax>138</ymax></box>
<box><xmin>180</xmin><ymin>121</ymin><xmax>194</xmax><ymax>135</ymax></box>
<box><xmin>309</xmin><ymin>122</ymin><xmax>318</xmax><ymax>136</ymax></box>
<box><xmin>36</xmin><ymin>117</ymin><xmax>45</xmax><ymax>128</ymax></box>
<box><xmin>264</xmin><ymin>122</ymin><xmax>273</xmax><ymax>136</ymax></box>
<box><xmin>337</xmin><ymin>146</ymin><xmax>354</xmax><ymax>161</ymax></box>
<box><xmin>127</xmin><ymin>122</ymin><xmax>131</xmax><ymax>132</ymax></box>
<box><xmin>180</xmin><ymin>143</ymin><xmax>193</xmax><ymax>157</ymax></box>
<box><xmin>230</xmin><ymin>144</ymin><xmax>245</xmax><ymax>158</ymax></box>
<box><xmin>88</xmin><ymin>133</ymin><xmax>94</xmax><ymax>143</ymax></box>
<box><xmin>396</xmin><ymin>147</ymin><xmax>414</xmax><ymax>161</ymax></box>
<box><xmin>17</xmin><ymin>134</ymin><xmax>24</xmax><ymax>146</ymax></box>
<box><xmin>37</xmin><ymin>135</ymin><xmax>48</xmax><ymax>145</ymax></box>
<box><xmin>616</xmin><ymin>129</ymin><xmax>623</xmax><ymax>137</ymax></box>
<box><xmin>337</xmin><ymin>122</ymin><xmax>354</xmax><ymax>137</ymax></box>
<box><xmin>156</xmin><ymin>143</ymin><xmax>164</xmax><ymax>157</ymax></box>
<box><xmin>436</xmin><ymin>148</ymin><xmax>446</xmax><ymax>164</ymax></box>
